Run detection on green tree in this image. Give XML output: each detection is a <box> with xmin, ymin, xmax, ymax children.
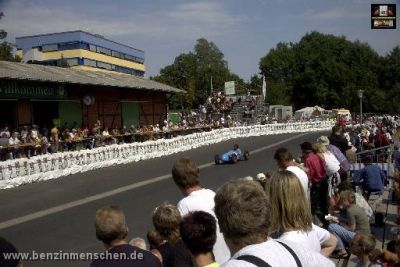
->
<box><xmin>258</xmin><ymin>31</ymin><xmax>389</xmax><ymax>113</ymax></box>
<box><xmin>194</xmin><ymin>38</ymin><xmax>230</xmax><ymax>106</ymax></box>
<box><xmin>247</xmin><ymin>74</ymin><xmax>262</xmax><ymax>95</ymax></box>
<box><xmin>0</xmin><ymin>12</ymin><xmax>21</xmax><ymax>62</ymax></box>
<box><xmin>155</xmin><ymin>38</ymin><xmax>236</xmax><ymax>109</ymax></box>
<box><xmin>381</xmin><ymin>46</ymin><xmax>400</xmax><ymax>113</ymax></box>
<box><xmin>259</xmin><ymin>42</ymin><xmax>295</xmax><ymax>105</ymax></box>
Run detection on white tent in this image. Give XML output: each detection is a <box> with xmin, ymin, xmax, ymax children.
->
<box><xmin>294</xmin><ymin>106</ymin><xmax>325</xmax><ymax>120</ymax></box>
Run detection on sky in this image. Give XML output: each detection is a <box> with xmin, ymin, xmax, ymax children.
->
<box><xmin>0</xmin><ymin>0</ymin><xmax>399</xmax><ymax>81</ymax></box>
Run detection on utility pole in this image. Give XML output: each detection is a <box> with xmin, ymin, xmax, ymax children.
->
<box><xmin>358</xmin><ymin>89</ymin><xmax>363</xmax><ymax>125</ymax></box>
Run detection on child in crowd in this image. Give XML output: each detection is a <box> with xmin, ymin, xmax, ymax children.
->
<box><xmin>349</xmin><ymin>234</ymin><xmax>382</xmax><ymax>267</ymax></box>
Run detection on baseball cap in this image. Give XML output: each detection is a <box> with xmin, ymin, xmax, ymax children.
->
<box><xmin>256</xmin><ymin>173</ymin><xmax>266</xmax><ymax>181</ymax></box>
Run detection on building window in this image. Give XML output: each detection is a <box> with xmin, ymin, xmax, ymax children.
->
<box><xmin>42</xmin><ymin>44</ymin><xmax>58</xmax><ymax>52</ymax></box>
<box><xmin>97</xmin><ymin>61</ymin><xmax>112</xmax><ymax>70</ymax></box>
<box><xmin>123</xmin><ymin>54</ymin><xmax>145</xmax><ymax>64</ymax></box>
<box><xmin>59</xmin><ymin>42</ymin><xmax>79</xmax><ymax>50</ymax></box>
<box><xmin>112</xmin><ymin>50</ymin><xmax>123</xmax><ymax>59</ymax></box>
<box><xmin>96</xmin><ymin>46</ymin><xmax>111</xmax><ymax>56</ymax></box>
<box><xmin>89</xmin><ymin>44</ymin><xmax>97</xmax><ymax>52</ymax></box>
<box><xmin>84</xmin><ymin>58</ymin><xmax>97</xmax><ymax>67</ymax></box>
<box><xmin>66</xmin><ymin>58</ymin><xmax>79</xmax><ymax>66</ymax></box>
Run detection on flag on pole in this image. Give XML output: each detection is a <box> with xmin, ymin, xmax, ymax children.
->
<box><xmin>262</xmin><ymin>75</ymin><xmax>266</xmax><ymax>100</ymax></box>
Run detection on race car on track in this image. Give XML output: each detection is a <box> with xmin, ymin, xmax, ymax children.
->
<box><xmin>214</xmin><ymin>144</ymin><xmax>250</xmax><ymax>164</ymax></box>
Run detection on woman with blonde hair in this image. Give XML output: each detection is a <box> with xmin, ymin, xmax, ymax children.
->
<box><xmin>314</xmin><ymin>142</ymin><xmax>341</xmax><ymax>197</ymax></box>
<box><xmin>267</xmin><ymin>170</ymin><xmax>337</xmax><ymax>257</ymax></box>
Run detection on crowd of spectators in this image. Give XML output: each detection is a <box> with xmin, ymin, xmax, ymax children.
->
<box><xmin>205</xmin><ymin>92</ymin><xmax>233</xmax><ymax>115</ymax></box>
<box><xmin>0</xmin><ymin>118</ymin><xmax>226</xmax><ymax>161</ymax></box>
<box><xmin>2</xmin><ymin>119</ymin><xmax>400</xmax><ymax>267</ymax></box>
<box><xmin>80</xmin><ymin>120</ymin><xmax>399</xmax><ymax>267</ymax></box>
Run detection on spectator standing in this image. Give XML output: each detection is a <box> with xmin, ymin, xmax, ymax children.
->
<box><xmin>146</xmin><ymin>229</ymin><xmax>165</xmax><ymax>263</ymax></box>
<box><xmin>0</xmin><ymin>126</ymin><xmax>10</xmax><ymax>138</ymax></box>
<box><xmin>214</xmin><ymin>180</ymin><xmax>335</xmax><ymax>267</ymax></box>
<box><xmin>392</xmin><ymin>146</ymin><xmax>400</xmax><ymax>174</ymax></box>
<box><xmin>267</xmin><ymin>170</ymin><xmax>337</xmax><ymax>257</ymax></box>
<box><xmin>91</xmin><ymin>205</ymin><xmax>161</xmax><ymax>267</ymax></box>
<box><xmin>329</xmin><ymin>126</ymin><xmax>349</xmax><ymax>155</ymax></box>
<box><xmin>172</xmin><ymin>158</ymin><xmax>230</xmax><ymax>264</ymax></box>
<box><xmin>313</xmin><ymin>143</ymin><xmax>341</xmax><ymax>198</ymax></box>
<box><xmin>317</xmin><ymin>136</ymin><xmax>350</xmax><ymax>180</ymax></box>
<box><xmin>274</xmin><ymin>147</ymin><xmax>309</xmax><ymax>198</ymax></box>
<box><xmin>300</xmin><ymin>142</ymin><xmax>328</xmax><ymax>225</ymax></box>
<box><xmin>152</xmin><ymin>203</ymin><xmax>193</xmax><ymax>267</ymax></box>
<box><xmin>0</xmin><ymin>133</ymin><xmax>10</xmax><ymax>146</ymax></box>
<box><xmin>180</xmin><ymin>211</ymin><xmax>220</xmax><ymax>267</ymax></box>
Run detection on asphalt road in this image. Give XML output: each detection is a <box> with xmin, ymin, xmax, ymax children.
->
<box><xmin>0</xmin><ymin>131</ymin><xmax>326</xmax><ymax>266</ymax></box>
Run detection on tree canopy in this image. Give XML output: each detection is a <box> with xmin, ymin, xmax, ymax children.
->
<box><xmin>259</xmin><ymin>31</ymin><xmax>399</xmax><ymax>113</ymax></box>
<box><xmin>153</xmin><ymin>38</ymin><xmax>245</xmax><ymax>109</ymax></box>
<box><xmin>0</xmin><ymin>12</ymin><xmax>21</xmax><ymax>62</ymax></box>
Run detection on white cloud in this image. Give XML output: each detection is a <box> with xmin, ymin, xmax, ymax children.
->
<box><xmin>295</xmin><ymin>7</ymin><xmax>366</xmax><ymax>20</ymax></box>
<box><xmin>2</xmin><ymin>1</ymin><xmax>247</xmax><ymax>42</ymax></box>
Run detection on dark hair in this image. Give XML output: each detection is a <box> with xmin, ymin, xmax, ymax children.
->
<box><xmin>180</xmin><ymin>211</ymin><xmax>217</xmax><ymax>256</ymax></box>
<box><xmin>0</xmin><ymin>237</ymin><xmax>20</xmax><ymax>267</ymax></box>
<box><xmin>274</xmin><ymin>148</ymin><xmax>294</xmax><ymax>162</ymax></box>
<box><xmin>337</xmin><ymin>181</ymin><xmax>353</xmax><ymax>193</ymax></box>
<box><xmin>300</xmin><ymin>142</ymin><xmax>313</xmax><ymax>152</ymax></box>
<box><xmin>147</xmin><ymin>229</ymin><xmax>164</xmax><ymax>249</ymax></box>
<box><xmin>332</xmin><ymin>125</ymin><xmax>342</xmax><ymax>135</ymax></box>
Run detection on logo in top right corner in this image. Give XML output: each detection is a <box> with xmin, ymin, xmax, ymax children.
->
<box><xmin>371</xmin><ymin>4</ymin><xmax>396</xmax><ymax>29</ymax></box>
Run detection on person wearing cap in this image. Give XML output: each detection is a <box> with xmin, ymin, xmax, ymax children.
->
<box><xmin>255</xmin><ymin>172</ymin><xmax>272</xmax><ymax>190</ymax></box>
<box><xmin>317</xmin><ymin>136</ymin><xmax>350</xmax><ymax>181</ymax></box>
<box><xmin>300</xmin><ymin>141</ymin><xmax>328</xmax><ymax>225</ymax></box>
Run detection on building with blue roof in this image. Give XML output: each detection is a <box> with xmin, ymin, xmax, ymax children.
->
<box><xmin>16</xmin><ymin>31</ymin><xmax>145</xmax><ymax>77</ymax></box>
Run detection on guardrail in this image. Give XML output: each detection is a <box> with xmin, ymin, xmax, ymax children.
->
<box><xmin>352</xmin><ymin>144</ymin><xmax>395</xmax><ymax>179</ymax></box>
<box><xmin>0</xmin><ymin>121</ymin><xmax>334</xmax><ymax>189</ymax></box>
<box><xmin>356</xmin><ymin>145</ymin><xmax>393</xmax><ymax>164</ymax></box>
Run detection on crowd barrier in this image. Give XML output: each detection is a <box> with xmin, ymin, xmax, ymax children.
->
<box><xmin>0</xmin><ymin>121</ymin><xmax>333</xmax><ymax>189</ymax></box>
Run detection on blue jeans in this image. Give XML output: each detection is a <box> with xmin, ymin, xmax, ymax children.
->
<box><xmin>328</xmin><ymin>223</ymin><xmax>356</xmax><ymax>251</ymax></box>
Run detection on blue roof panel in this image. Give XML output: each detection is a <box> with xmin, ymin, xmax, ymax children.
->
<box><xmin>16</xmin><ymin>31</ymin><xmax>144</xmax><ymax>59</ymax></box>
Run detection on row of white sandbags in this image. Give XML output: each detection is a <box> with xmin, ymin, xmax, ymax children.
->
<box><xmin>0</xmin><ymin>121</ymin><xmax>334</xmax><ymax>189</ymax></box>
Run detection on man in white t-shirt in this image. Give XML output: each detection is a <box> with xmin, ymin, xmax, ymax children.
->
<box><xmin>214</xmin><ymin>180</ymin><xmax>334</xmax><ymax>267</ymax></box>
<box><xmin>274</xmin><ymin>148</ymin><xmax>309</xmax><ymax>198</ymax></box>
<box><xmin>172</xmin><ymin>158</ymin><xmax>231</xmax><ymax>264</ymax></box>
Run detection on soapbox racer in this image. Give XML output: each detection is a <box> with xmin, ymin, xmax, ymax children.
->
<box><xmin>214</xmin><ymin>144</ymin><xmax>250</xmax><ymax>164</ymax></box>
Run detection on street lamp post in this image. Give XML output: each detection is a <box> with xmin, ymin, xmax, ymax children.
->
<box><xmin>358</xmin><ymin>89</ymin><xmax>364</xmax><ymax>125</ymax></box>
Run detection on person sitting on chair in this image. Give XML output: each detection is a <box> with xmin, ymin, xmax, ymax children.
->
<box><xmin>353</xmin><ymin>158</ymin><xmax>386</xmax><ymax>201</ymax></box>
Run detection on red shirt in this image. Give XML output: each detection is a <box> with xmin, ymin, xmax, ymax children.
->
<box><xmin>304</xmin><ymin>152</ymin><xmax>326</xmax><ymax>184</ymax></box>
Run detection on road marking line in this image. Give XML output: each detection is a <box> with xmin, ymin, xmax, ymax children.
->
<box><xmin>0</xmin><ymin>133</ymin><xmax>307</xmax><ymax>230</ymax></box>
